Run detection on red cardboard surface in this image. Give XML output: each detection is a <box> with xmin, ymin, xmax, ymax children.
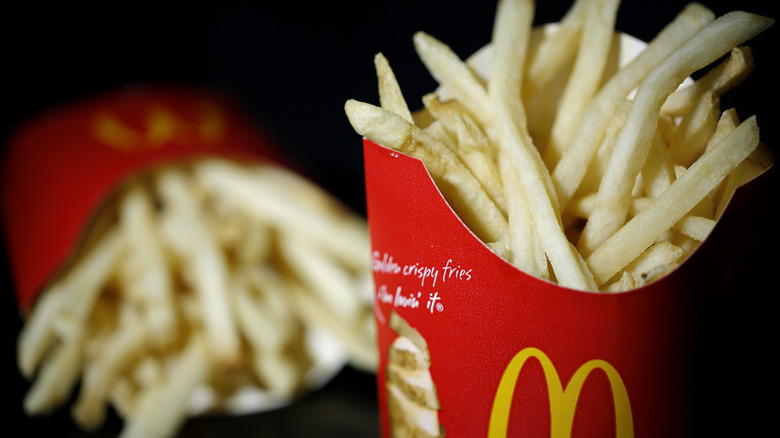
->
<box><xmin>1</xmin><ymin>86</ymin><xmax>287</xmax><ymax>311</ymax></box>
<box><xmin>363</xmin><ymin>138</ymin><xmax>771</xmax><ymax>437</ymax></box>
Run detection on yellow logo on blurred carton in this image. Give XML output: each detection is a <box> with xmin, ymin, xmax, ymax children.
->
<box><xmin>94</xmin><ymin>101</ymin><xmax>224</xmax><ymax>151</ymax></box>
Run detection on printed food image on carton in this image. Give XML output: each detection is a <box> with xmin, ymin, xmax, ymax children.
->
<box><xmin>385</xmin><ymin>311</ymin><xmax>444</xmax><ymax>438</ymax></box>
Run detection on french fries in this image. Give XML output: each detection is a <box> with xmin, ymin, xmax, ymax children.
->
<box><xmin>345</xmin><ymin>0</ymin><xmax>774</xmax><ymax>292</ymax></box>
<box><xmin>576</xmin><ymin>11</ymin><xmax>773</xmax><ymax>257</ymax></box>
<box><xmin>17</xmin><ymin>158</ymin><xmax>377</xmax><ymax>437</ymax></box>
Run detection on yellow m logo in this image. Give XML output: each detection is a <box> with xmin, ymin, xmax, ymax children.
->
<box><xmin>488</xmin><ymin>347</ymin><xmax>633</xmax><ymax>438</ymax></box>
<box><xmin>93</xmin><ymin>101</ymin><xmax>224</xmax><ymax>152</ymax></box>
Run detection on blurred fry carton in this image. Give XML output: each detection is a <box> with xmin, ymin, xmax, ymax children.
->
<box><xmin>363</xmin><ymin>137</ymin><xmax>772</xmax><ymax>437</ymax></box>
<box><xmin>1</xmin><ymin>85</ymin><xmax>288</xmax><ymax>312</ymax></box>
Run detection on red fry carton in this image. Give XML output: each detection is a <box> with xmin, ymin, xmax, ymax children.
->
<box><xmin>1</xmin><ymin>86</ymin><xmax>287</xmax><ymax>312</ymax></box>
<box><xmin>363</xmin><ymin>137</ymin><xmax>772</xmax><ymax>437</ymax></box>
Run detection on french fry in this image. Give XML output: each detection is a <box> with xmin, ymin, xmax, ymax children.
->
<box><xmin>23</xmin><ymin>325</ymin><xmax>85</xmax><ymax>415</ymax></box>
<box><xmin>662</xmin><ymin>46</ymin><xmax>756</xmax><ymax>117</ymax></box>
<box><xmin>424</xmin><ymin>120</ymin><xmax>457</xmax><ymax>150</ymax></box>
<box><xmin>54</xmin><ymin>228</ymin><xmax>124</xmax><ymax>338</ymax></box>
<box><xmin>286</xmin><ymin>276</ymin><xmax>377</xmax><ymax>372</ymax></box>
<box><xmin>278</xmin><ymin>232</ymin><xmax>363</xmax><ymax>322</ymax></box>
<box><xmin>231</xmin><ymin>212</ymin><xmax>274</xmax><ymax>266</ymax></box>
<box><xmin>498</xmin><ymin>155</ymin><xmax>548</xmax><ymax>279</ymax></box>
<box><xmin>118</xmin><ymin>185</ymin><xmax>178</xmax><ymax>349</ymax></box>
<box><xmin>21</xmin><ymin>227</ymin><xmax>123</xmax><ymax>415</ymax></box>
<box><xmin>552</xmin><ymin>2</ymin><xmax>716</xmax><ymax>210</ymax></box>
<box><xmin>672</xmin><ymin>214</ymin><xmax>717</xmax><ymax>242</ymax></box>
<box><xmin>232</xmin><ymin>273</ymin><xmax>302</xmax><ymax>396</ymax></box>
<box><xmin>17</xmin><ymin>282</ymin><xmax>66</xmax><ymax>378</ymax></box>
<box><xmin>578</xmin><ymin>98</ymin><xmax>632</xmax><ymax>199</ymax></box>
<box><xmin>422</xmin><ymin>93</ymin><xmax>507</xmax><ymax>214</ymax></box>
<box><xmin>413</xmin><ymin>31</ymin><xmax>493</xmax><ymax>129</ymax></box>
<box><xmin>72</xmin><ymin>305</ymin><xmax>148</xmax><ymax>430</ymax></box>
<box><xmin>605</xmin><ymin>241</ymin><xmax>687</xmax><ymax>292</ymax></box>
<box><xmin>488</xmin><ymin>0</ymin><xmax>597</xmax><ymax>291</ymax></box>
<box><xmin>668</xmin><ymin>90</ymin><xmax>721</xmax><ymax>167</ymax></box>
<box><xmin>522</xmin><ymin>0</ymin><xmax>588</xmax><ymax>101</ymax></box>
<box><xmin>640</xmin><ymin>129</ymin><xmax>676</xmax><ymax>198</ymax></box>
<box><xmin>156</xmin><ymin>168</ymin><xmax>242</xmax><ymax>366</ymax></box>
<box><xmin>344</xmin><ymin>99</ymin><xmax>508</xmax><ymax>243</ymax></box>
<box><xmin>375</xmin><ymin>52</ymin><xmax>413</xmax><ymax>123</ymax></box>
<box><xmin>542</xmin><ymin>0</ymin><xmax>621</xmax><ymax>168</ymax></box>
<box><xmin>586</xmin><ymin>116</ymin><xmax>761</xmax><ymax>285</ymax></box>
<box><xmin>577</xmin><ymin>11</ymin><xmax>773</xmax><ymax>257</ymax></box>
<box><xmin>715</xmin><ymin>142</ymin><xmax>774</xmax><ymax>219</ymax></box>
<box><xmin>118</xmin><ymin>335</ymin><xmax>210</xmax><ymax>438</ymax></box>
<box><xmin>193</xmin><ymin>159</ymin><xmax>371</xmax><ymax>271</ymax></box>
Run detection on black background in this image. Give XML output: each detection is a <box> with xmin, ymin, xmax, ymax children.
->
<box><xmin>2</xmin><ymin>1</ymin><xmax>778</xmax><ymax>436</ymax></box>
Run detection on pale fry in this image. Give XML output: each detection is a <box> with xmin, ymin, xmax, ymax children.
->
<box><xmin>17</xmin><ymin>283</ymin><xmax>66</xmax><ymax>378</ymax></box>
<box><xmin>375</xmin><ymin>52</ymin><xmax>413</xmax><ymax>123</ymax></box>
<box><xmin>704</xmin><ymin>109</ymin><xmax>742</xmax><ymax>215</ymax></box>
<box><xmin>552</xmin><ymin>2</ymin><xmax>716</xmax><ymax>210</ymax></box>
<box><xmin>523</xmin><ymin>0</ymin><xmax>587</xmax><ymax>100</ymax></box>
<box><xmin>669</xmin><ymin>90</ymin><xmax>720</xmax><ymax>167</ymax></box>
<box><xmin>586</xmin><ymin>116</ymin><xmax>761</xmax><ymax>285</ymax></box>
<box><xmin>424</xmin><ymin>120</ymin><xmax>456</xmax><ymax>148</ymax></box>
<box><xmin>578</xmin><ymin>98</ymin><xmax>631</xmax><ymax>196</ymax></box>
<box><xmin>23</xmin><ymin>229</ymin><xmax>123</xmax><ymax>413</ymax></box>
<box><xmin>640</xmin><ymin>129</ymin><xmax>676</xmax><ymax>198</ymax></box>
<box><xmin>673</xmin><ymin>164</ymin><xmax>716</xmax><ymax>219</ymax></box>
<box><xmin>72</xmin><ymin>306</ymin><xmax>148</xmax><ymax>429</ymax></box>
<box><xmin>715</xmin><ymin>141</ymin><xmax>774</xmax><ymax>219</ymax></box>
<box><xmin>156</xmin><ymin>169</ymin><xmax>241</xmax><ymax>365</ymax></box>
<box><xmin>662</xmin><ymin>46</ymin><xmax>756</xmax><ymax>117</ymax></box>
<box><xmin>278</xmin><ymin>232</ymin><xmax>363</xmax><ymax>322</ymax></box>
<box><xmin>118</xmin><ymin>335</ymin><xmax>210</xmax><ymax>438</ymax></box>
<box><xmin>118</xmin><ymin>185</ymin><xmax>177</xmax><ymax>348</ymax></box>
<box><xmin>572</xmin><ymin>193</ymin><xmax>715</xmax><ymax>241</ymax></box>
<box><xmin>543</xmin><ymin>0</ymin><xmax>621</xmax><ymax>168</ymax></box>
<box><xmin>413</xmin><ymin>31</ymin><xmax>493</xmax><ymax>129</ymax></box>
<box><xmin>194</xmin><ymin>159</ymin><xmax>371</xmax><ymax>271</ymax></box>
<box><xmin>23</xmin><ymin>327</ymin><xmax>85</xmax><ymax>415</ymax></box>
<box><xmin>625</xmin><ymin>241</ymin><xmax>686</xmax><ymax>281</ymax></box>
<box><xmin>488</xmin><ymin>0</ymin><xmax>597</xmax><ymax>291</ymax></box>
<box><xmin>232</xmin><ymin>275</ymin><xmax>301</xmax><ymax>396</ymax></box>
<box><xmin>109</xmin><ymin>375</ymin><xmax>139</xmax><ymax>420</ymax></box>
<box><xmin>488</xmin><ymin>0</ymin><xmax>534</xmax><ymax>134</ymax></box>
<box><xmin>249</xmin><ymin>163</ymin><xmax>371</xmax><ymax>252</ymax></box>
<box><xmin>422</xmin><ymin>89</ymin><xmax>507</xmax><ymax>215</ymax></box>
<box><xmin>55</xmin><ymin>228</ymin><xmax>123</xmax><ymax>337</ymax></box>
<box><xmin>345</xmin><ymin>99</ymin><xmax>508</xmax><ymax>243</ymax></box>
<box><xmin>488</xmin><ymin>0</ymin><xmax>545</xmax><ymax>277</ymax></box>
<box><xmin>577</xmin><ymin>12</ymin><xmax>773</xmax><ymax>257</ymax></box>
<box><xmin>605</xmin><ymin>241</ymin><xmax>685</xmax><ymax>292</ymax></box>
<box><xmin>228</xmin><ymin>211</ymin><xmax>274</xmax><ymax>265</ymax></box>
<box><xmin>498</xmin><ymin>154</ymin><xmax>548</xmax><ymax>279</ymax></box>
<box><xmin>286</xmin><ymin>277</ymin><xmax>377</xmax><ymax>372</ymax></box>
<box><xmin>706</xmin><ymin>107</ymin><xmax>741</xmax><ymax>152</ymax></box>
<box><xmin>604</xmin><ymin>272</ymin><xmax>638</xmax><ymax>292</ymax></box>
<box><xmin>672</xmin><ymin>214</ymin><xmax>716</xmax><ymax>242</ymax></box>
<box><xmin>451</xmin><ymin>113</ymin><xmax>507</xmax><ymax>214</ymax></box>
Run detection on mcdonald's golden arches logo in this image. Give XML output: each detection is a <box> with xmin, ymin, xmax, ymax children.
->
<box><xmin>488</xmin><ymin>347</ymin><xmax>633</xmax><ymax>438</ymax></box>
<box><xmin>93</xmin><ymin>100</ymin><xmax>225</xmax><ymax>152</ymax></box>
